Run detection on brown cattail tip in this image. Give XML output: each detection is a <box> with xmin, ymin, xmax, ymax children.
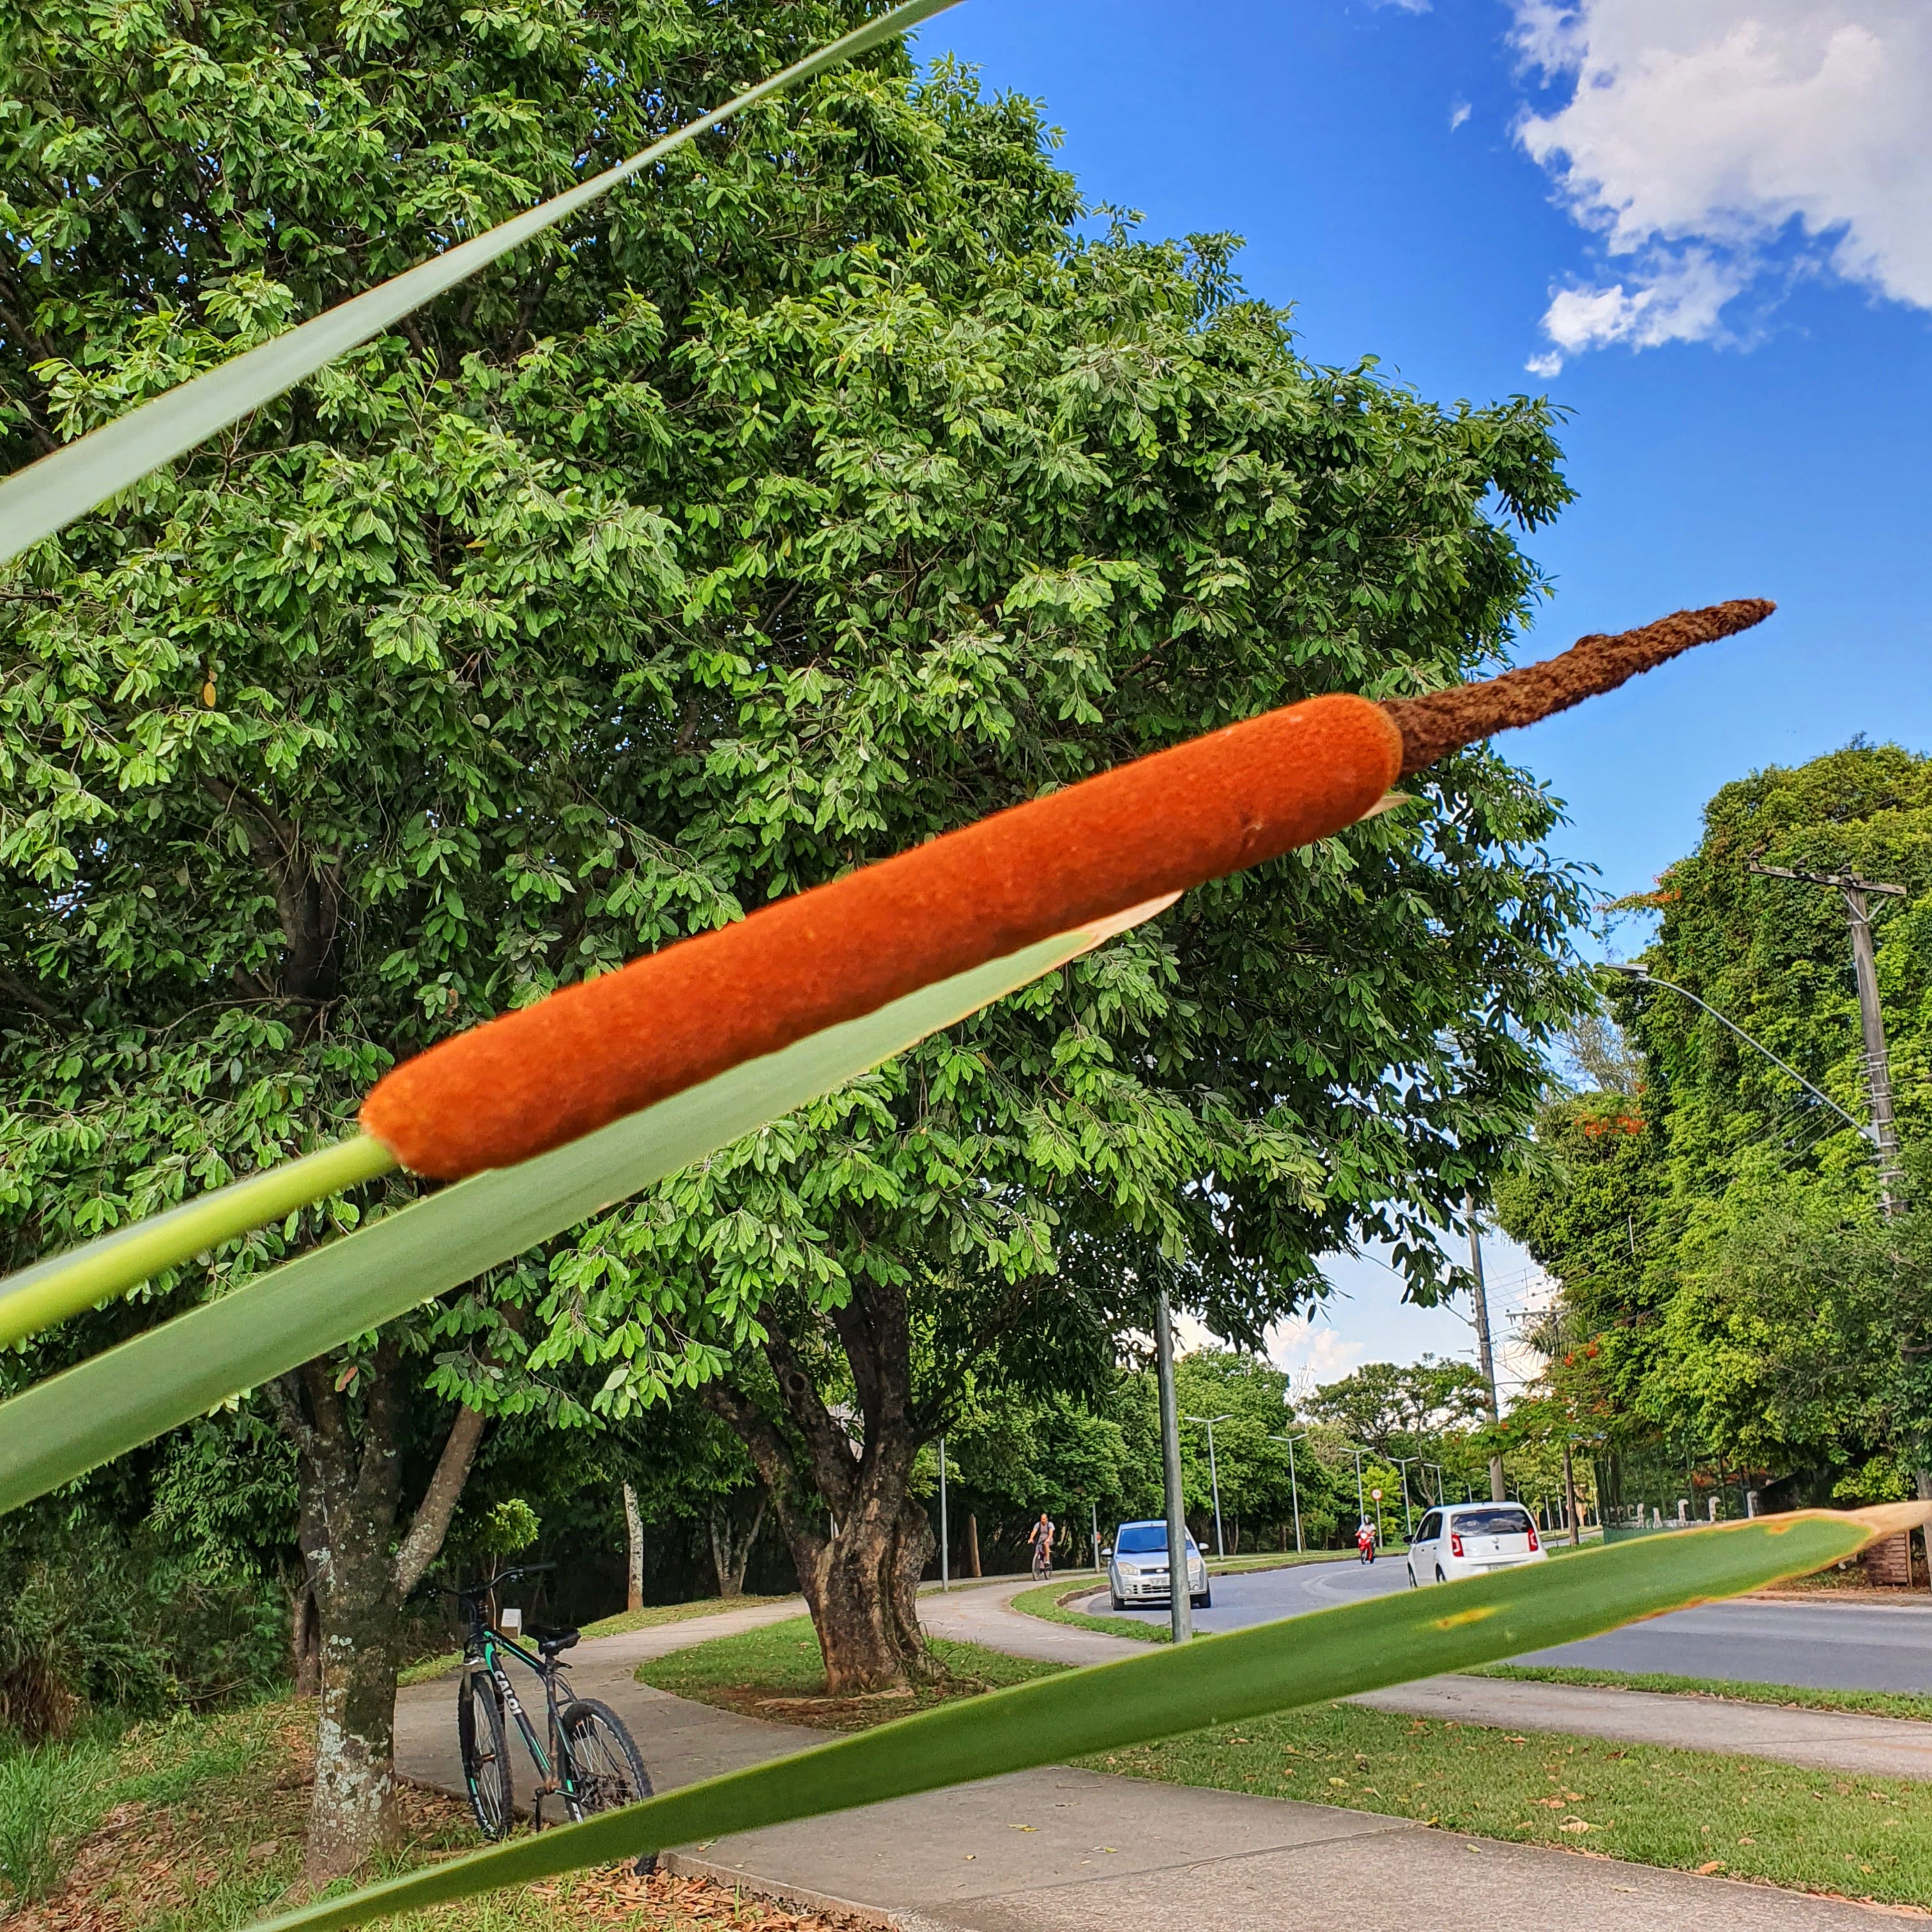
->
<box><xmin>1379</xmin><ymin>598</ymin><xmax>1776</xmax><ymax>778</ymax></box>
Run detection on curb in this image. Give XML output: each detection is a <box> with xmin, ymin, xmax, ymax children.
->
<box><xmin>661</xmin><ymin>1849</ymin><xmax>900</xmax><ymax>1928</ymax></box>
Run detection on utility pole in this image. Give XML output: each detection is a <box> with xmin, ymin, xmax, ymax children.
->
<box><xmin>1466</xmin><ymin>1194</ymin><xmax>1507</xmax><ymax>1503</ymax></box>
<box><xmin>1748</xmin><ymin>865</ymin><xmax>1906</xmax><ymax>1216</ymax></box>
<box><xmin>1745</xmin><ymin>865</ymin><xmax>1927</xmax><ymax>1528</ymax></box>
<box><xmin>938</xmin><ymin>1437</ymin><xmax>949</xmax><ymax>1590</ymax></box>
<box><xmin>1153</xmin><ymin>1283</ymin><xmax>1193</xmax><ymax>1644</ymax></box>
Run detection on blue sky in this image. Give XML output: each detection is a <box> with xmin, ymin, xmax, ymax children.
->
<box><xmin>918</xmin><ymin>0</ymin><xmax>1932</xmax><ymax>1389</ymax></box>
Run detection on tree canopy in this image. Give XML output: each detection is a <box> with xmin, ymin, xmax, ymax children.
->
<box><xmin>1497</xmin><ymin>742</ymin><xmax>1932</xmax><ymax>1508</ymax></box>
<box><xmin>3</xmin><ymin>0</ymin><xmax>1597</xmax><ymax>1795</ymax></box>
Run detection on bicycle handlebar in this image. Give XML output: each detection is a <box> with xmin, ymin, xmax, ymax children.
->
<box><xmin>411</xmin><ymin>1561</ymin><xmax>555</xmax><ymax>1606</ymax></box>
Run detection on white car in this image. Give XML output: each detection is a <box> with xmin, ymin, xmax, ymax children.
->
<box><xmin>1406</xmin><ymin>1502</ymin><xmax>1547</xmax><ymax>1587</ymax></box>
<box><xmin>1108</xmin><ymin>1521</ymin><xmax>1211</xmax><ymax>1609</ymax></box>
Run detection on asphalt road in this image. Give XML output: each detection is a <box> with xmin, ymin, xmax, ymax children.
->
<box><xmin>1082</xmin><ymin>1554</ymin><xmax>1932</xmax><ymax>1693</ymax></box>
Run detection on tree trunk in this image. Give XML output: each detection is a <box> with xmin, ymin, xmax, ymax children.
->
<box><xmin>702</xmin><ymin>1277</ymin><xmax>937</xmax><ymax>1694</ymax></box>
<box><xmin>624</xmin><ymin>1482</ymin><xmax>646</xmax><ymax>1613</ymax></box>
<box><xmin>272</xmin><ymin>1351</ymin><xmax>486</xmax><ymax>1885</ymax></box>
<box><xmin>289</xmin><ymin>1576</ymin><xmax>321</xmax><ymax>1698</ymax></box>
<box><xmin>307</xmin><ymin>1572</ymin><xmax>403</xmax><ymax>1880</ymax></box>
<box><xmin>966</xmin><ymin>1514</ymin><xmax>981</xmax><ymax>1577</ymax></box>
<box><xmin>707</xmin><ymin>1493</ymin><xmax>765</xmax><ymax>1598</ymax></box>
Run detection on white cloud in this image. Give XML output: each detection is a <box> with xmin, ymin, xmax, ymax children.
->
<box><xmin>1266</xmin><ymin>1312</ymin><xmax>1367</xmax><ymax>1397</ymax></box>
<box><xmin>1449</xmin><ymin>100</ymin><xmax>1472</xmax><ymax>132</ymax></box>
<box><xmin>1370</xmin><ymin>0</ymin><xmax>1432</xmax><ymax>13</ymax></box>
<box><xmin>1510</xmin><ymin>2</ymin><xmax>1932</xmax><ymax>369</ymax></box>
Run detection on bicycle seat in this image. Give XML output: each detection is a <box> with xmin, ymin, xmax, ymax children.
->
<box><xmin>528</xmin><ymin>1624</ymin><xmax>579</xmax><ymax>1655</ymax></box>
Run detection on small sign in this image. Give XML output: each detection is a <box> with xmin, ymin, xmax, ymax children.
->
<box><xmin>1370</xmin><ymin>1488</ymin><xmax>1383</xmax><ymax>1501</ymax></box>
<box><xmin>500</xmin><ymin>1607</ymin><xmax>523</xmax><ymax>1635</ymax></box>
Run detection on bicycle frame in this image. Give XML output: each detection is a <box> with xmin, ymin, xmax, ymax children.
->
<box><xmin>465</xmin><ymin>1620</ymin><xmax>586</xmax><ymax>1827</ymax></box>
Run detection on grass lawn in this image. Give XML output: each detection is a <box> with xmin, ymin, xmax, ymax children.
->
<box><xmin>3</xmin><ymin>1697</ymin><xmax>857</xmax><ymax>1932</ymax></box>
<box><xmin>1094</xmin><ymin>1703</ymin><xmax>1932</xmax><ymax>1910</ymax></box>
<box><xmin>1475</xmin><ymin>1664</ymin><xmax>1932</xmax><ymax>1726</ymax></box>
<box><xmin>400</xmin><ymin>1594</ymin><xmax>786</xmax><ymax>1687</ymax></box>
<box><xmin>635</xmin><ymin>1616</ymin><xmax>1055</xmax><ymax>1729</ymax></box>
<box><xmin>638</xmin><ymin>1613</ymin><xmax>1932</xmax><ymax>1910</ymax></box>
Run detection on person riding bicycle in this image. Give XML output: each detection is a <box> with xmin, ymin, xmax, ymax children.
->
<box><xmin>1356</xmin><ymin>1519</ymin><xmax>1376</xmax><ymax>1565</ymax></box>
<box><xmin>1026</xmin><ymin>1511</ymin><xmax>1055</xmax><ymax>1579</ymax></box>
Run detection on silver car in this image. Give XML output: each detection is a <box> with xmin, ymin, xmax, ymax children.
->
<box><xmin>1107</xmin><ymin>1520</ymin><xmax>1211</xmax><ymax>1610</ymax></box>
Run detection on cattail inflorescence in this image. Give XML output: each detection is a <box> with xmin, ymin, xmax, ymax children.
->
<box><xmin>360</xmin><ymin>599</ymin><xmax>1774</xmax><ymax>1180</ymax></box>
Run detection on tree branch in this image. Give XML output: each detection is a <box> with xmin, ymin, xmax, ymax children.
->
<box><xmin>0</xmin><ymin>969</ymin><xmax>66</xmax><ymax>1023</ymax></box>
<box><xmin>393</xmin><ymin>1404</ymin><xmax>487</xmax><ymax>1595</ymax></box>
<box><xmin>760</xmin><ymin>1330</ymin><xmax>858</xmax><ymax>1512</ymax></box>
<box><xmin>202</xmin><ymin>776</ymin><xmax>341</xmax><ymax>999</ymax></box>
<box><xmin>702</xmin><ymin>1381</ymin><xmax>831</xmax><ymax>1548</ymax></box>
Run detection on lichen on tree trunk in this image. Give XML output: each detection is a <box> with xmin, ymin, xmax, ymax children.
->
<box><xmin>270</xmin><ymin>1345</ymin><xmax>486</xmax><ymax>1885</ymax></box>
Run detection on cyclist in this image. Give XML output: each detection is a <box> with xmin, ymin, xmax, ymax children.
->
<box><xmin>1026</xmin><ymin>1511</ymin><xmax>1055</xmax><ymax>1581</ymax></box>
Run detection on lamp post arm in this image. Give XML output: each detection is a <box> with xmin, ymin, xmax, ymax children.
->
<box><xmin>1613</xmin><ymin>969</ymin><xmax>1876</xmax><ymax>1146</ymax></box>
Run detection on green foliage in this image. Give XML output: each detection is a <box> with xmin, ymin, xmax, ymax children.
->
<box><xmin>1306</xmin><ymin>1356</ymin><xmax>1491</xmax><ymax>1457</ymax></box>
<box><xmin>939</xmin><ymin>1351</ymin><xmax>1355</xmax><ymax>1558</ymax></box>
<box><xmin>1496</xmin><ymin>740</ymin><xmax>1932</xmax><ymax>1487</ymax></box>
<box><xmin>463</xmin><ymin>1498</ymin><xmax>542</xmax><ymax>1558</ymax></box>
<box><xmin>4</xmin><ymin>0</ymin><xmax>1586</xmax><ymax>1675</ymax></box>
<box><xmin>0</xmin><ymin>1516</ymin><xmax>286</xmax><ymax>1740</ymax></box>
<box><xmin>0</xmin><ymin>1727</ymin><xmax>116</xmax><ymax>1903</ymax></box>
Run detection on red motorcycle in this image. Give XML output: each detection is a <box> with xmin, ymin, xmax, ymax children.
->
<box><xmin>1356</xmin><ymin>1524</ymin><xmax>1376</xmax><ymax>1565</ymax></box>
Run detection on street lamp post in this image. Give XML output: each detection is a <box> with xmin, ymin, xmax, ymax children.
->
<box><xmin>1153</xmin><ymin>1283</ymin><xmax>1193</xmax><ymax>1645</ymax></box>
<box><xmin>938</xmin><ymin>1436</ymin><xmax>949</xmax><ymax>1590</ymax></box>
<box><xmin>1269</xmin><ymin>1432</ymin><xmax>1307</xmax><ymax>1553</ymax></box>
<box><xmin>1392</xmin><ymin>1456</ymin><xmax>1418</xmax><ymax>1541</ymax></box>
<box><xmin>1186</xmin><ymin>1413</ymin><xmax>1234</xmax><ymax>1559</ymax></box>
<box><xmin>1607</xmin><ymin>964</ymin><xmax>1878</xmax><ymax>1151</ymax></box>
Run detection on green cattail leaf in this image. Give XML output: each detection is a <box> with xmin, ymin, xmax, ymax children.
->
<box><xmin>0</xmin><ymin>0</ymin><xmax>962</xmax><ymax>569</ymax></box>
<box><xmin>0</xmin><ymin>916</ymin><xmax>1116</xmax><ymax>1512</ymax></box>
<box><xmin>254</xmin><ymin>1506</ymin><xmax>1920</xmax><ymax>1932</ymax></box>
<box><xmin>0</xmin><ymin>1134</ymin><xmax>398</xmax><ymax>1351</ymax></box>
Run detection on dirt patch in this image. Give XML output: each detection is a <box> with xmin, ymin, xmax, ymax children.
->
<box><xmin>529</xmin><ymin>1866</ymin><xmax>885</xmax><ymax>1930</ymax></box>
<box><xmin>672</xmin><ymin>1682</ymin><xmax>928</xmax><ymax>1733</ymax></box>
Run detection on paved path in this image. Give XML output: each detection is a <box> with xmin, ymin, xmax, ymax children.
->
<box><xmin>1081</xmin><ymin>1552</ymin><xmax>1932</xmax><ymax>1694</ymax></box>
<box><xmin>395</xmin><ymin>1584</ymin><xmax>1927</xmax><ymax>1929</ymax></box>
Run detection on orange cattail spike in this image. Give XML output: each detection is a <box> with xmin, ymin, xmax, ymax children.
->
<box><xmin>360</xmin><ymin>596</ymin><xmax>1774</xmax><ymax>1181</ymax></box>
<box><xmin>362</xmin><ymin>694</ymin><xmax>1404</xmax><ymax>1178</ymax></box>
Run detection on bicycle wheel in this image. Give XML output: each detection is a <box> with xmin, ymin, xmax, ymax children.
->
<box><xmin>560</xmin><ymin>1698</ymin><xmax>656</xmax><ymax>1872</ymax></box>
<box><xmin>457</xmin><ymin>1667</ymin><xmax>514</xmax><ymax>1839</ymax></box>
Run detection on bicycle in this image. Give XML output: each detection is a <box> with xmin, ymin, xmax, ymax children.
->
<box><xmin>429</xmin><ymin>1563</ymin><xmax>655</xmax><ymax>1858</ymax></box>
<box><xmin>1030</xmin><ymin>1537</ymin><xmax>1053</xmax><ymax>1584</ymax></box>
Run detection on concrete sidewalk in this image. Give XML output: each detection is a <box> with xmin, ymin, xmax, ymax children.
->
<box><xmin>395</xmin><ymin>1584</ymin><xmax>1921</xmax><ymax>1929</ymax></box>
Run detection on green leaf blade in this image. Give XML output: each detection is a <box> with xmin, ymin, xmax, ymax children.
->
<box><xmin>0</xmin><ymin>924</ymin><xmax>1100</xmax><ymax>1512</ymax></box>
<box><xmin>0</xmin><ymin>1134</ymin><xmax>398</xmax><ymax>1351</ymax></box>
<box><xmin>252</xmin><ymin>1507</ymin><xmax>1919</xmax><ymax>1932</ymax></box>
<box><xmin>0</xmin><ymin>0</ymin><xmax>963</xmax><ymax>569</ymax></box>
